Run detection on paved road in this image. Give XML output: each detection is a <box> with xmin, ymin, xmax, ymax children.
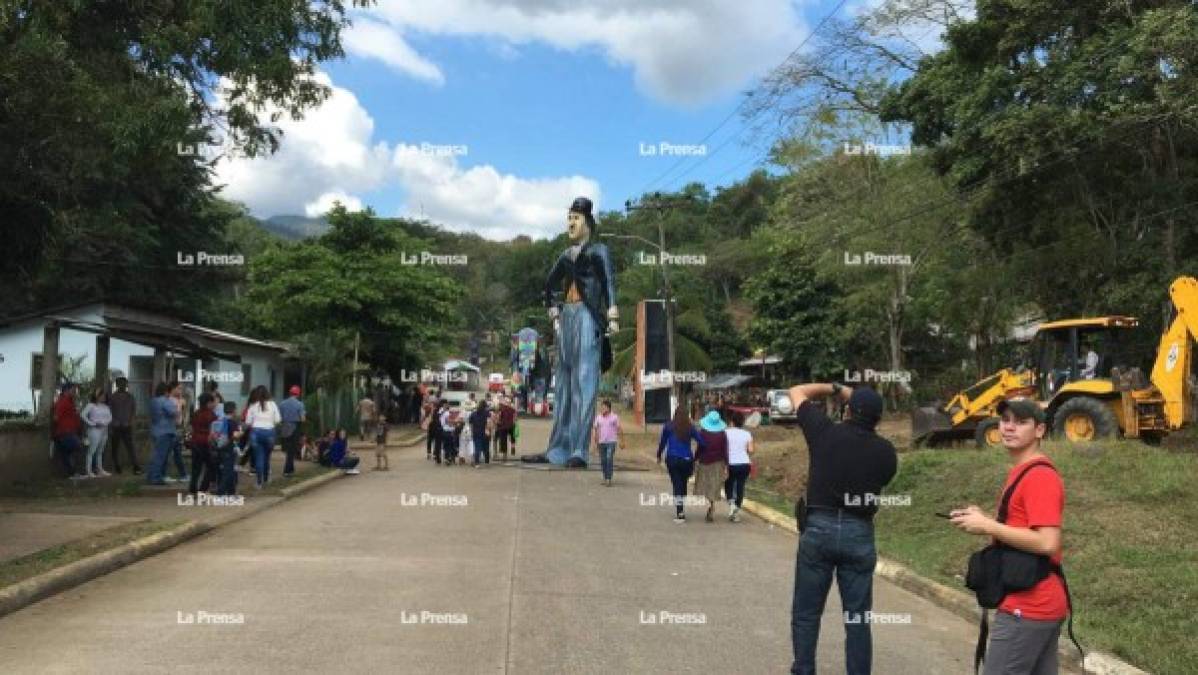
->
<box><xmin>0</xmin><ymin>418</ymin><xmax>978</xmax><ymax>674</ymax></box>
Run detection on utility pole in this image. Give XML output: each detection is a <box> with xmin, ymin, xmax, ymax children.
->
<box><xmin>352</xmin><ymin>330</ymin><xmax>360</xmax><ymax>402</ymax></box>
<box><xmin>616</xmin><ymin>191</ymin><xmax>695</xmax><ymax>401</ymax></box>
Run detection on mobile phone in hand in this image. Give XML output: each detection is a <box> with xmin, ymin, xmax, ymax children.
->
<box><xmin>934</xmin><ymin>512</ymin><xmax>953</xmax><ymax>519</ymax></box>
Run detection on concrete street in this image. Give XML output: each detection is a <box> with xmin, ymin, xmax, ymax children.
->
<box><xmin>0</xmin><ymin>417</ymin><xmax>979</xmax><ymax>674</ymax></box>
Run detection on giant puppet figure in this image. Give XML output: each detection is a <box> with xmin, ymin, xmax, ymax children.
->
<box><xmin>522</xmin><ymin>197</ymin><xmax>617</xmax><ymax>467</ymax></box>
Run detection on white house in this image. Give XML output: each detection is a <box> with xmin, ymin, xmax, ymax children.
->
<box><xmin>0</xmin><ymin>302</ymin><xmax>298</xmax><ymax>417</ymax></box>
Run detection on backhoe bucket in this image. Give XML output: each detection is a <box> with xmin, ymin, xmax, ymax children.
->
<box><xmin>911</xmin><ymin>406</ymin><xmax>954</xmax><ymax>447</ymax></box>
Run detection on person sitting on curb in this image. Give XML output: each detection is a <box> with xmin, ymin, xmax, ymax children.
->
<box><xmin>326</xmin><ymin>428</ymin><xmax>361</xmax><ymax>474</ymax></box>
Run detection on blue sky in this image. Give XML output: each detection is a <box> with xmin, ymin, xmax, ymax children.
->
<box><xmin>213</xmin><ymin>0</ymin><xmax>878</xmax><ymax>240</ymax></box>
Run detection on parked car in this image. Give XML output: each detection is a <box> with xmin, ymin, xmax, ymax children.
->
<box><xmin>767</xmin><ymin>389</ymin><xmax>796</xmax><ymax>424</ymax></box>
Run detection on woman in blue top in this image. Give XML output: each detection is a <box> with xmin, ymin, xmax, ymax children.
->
<box><xmin>656</xmin><ymin>403</ymin><xmax>705</xmax><ymax>523</ymax></box>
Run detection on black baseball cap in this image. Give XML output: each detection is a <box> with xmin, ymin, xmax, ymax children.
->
<box><xmin>997</xmin><ymin>398</ymin><xmax>1046</xmax><ymax>423</ymax></box>
<box><xmin>847</xmin><ymin>387</ymin><xmax>883</xmax><ymax>428</ymax></box>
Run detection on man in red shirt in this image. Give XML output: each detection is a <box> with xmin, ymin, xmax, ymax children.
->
<box><xmin>951</xmin><ymin>398</ymin><xmax>1067</xmax><ymax>674</ymax></box>
<box><xmin>52</xmin><ymin>382</ymin><xmax>84</xmax><ymax>478</ymax></box>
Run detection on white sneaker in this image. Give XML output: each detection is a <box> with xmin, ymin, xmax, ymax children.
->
<box><xmin>98</xmin><ymin>470</ymin><xmax>111</xmax><ymax>477</ymax></box>
<box><xmin>84</xmin><ymin>472</ymin><xmax>96</xmax><ymax>479</ymax></box>
<box><xmin>344</xmin><ymin>468</ymin><xmax>361</xmax><ymax>475</ymax></box>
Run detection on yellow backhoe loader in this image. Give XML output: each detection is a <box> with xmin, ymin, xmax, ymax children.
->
<box><xmin>913</xmin><ymin>276</ymin><xmax>1198</xmax><ymax>448</ymax></box>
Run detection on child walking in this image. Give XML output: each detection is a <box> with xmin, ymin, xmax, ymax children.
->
<box><xmin>374</xmin><ymin>419</ymin><xmax>390</xmax><ymax>471</ymax></box>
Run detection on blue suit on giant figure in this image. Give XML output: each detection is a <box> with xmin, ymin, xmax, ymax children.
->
<box><xmin>522</xmin><ymin>197</ymin><xmax>617</xmax><ymax>467</ymax></box>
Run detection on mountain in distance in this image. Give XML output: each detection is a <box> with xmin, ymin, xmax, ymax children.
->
<box><xmin>259</xmin><ymin>214</ymin><xmax>330</xmax><ymax>240</ymax></box>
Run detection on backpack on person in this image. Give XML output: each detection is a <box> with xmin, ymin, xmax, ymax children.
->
<box><xmin>209</xmin><ymin>417</ymin><xmax>231</xmax><ymax>450</ymax></box>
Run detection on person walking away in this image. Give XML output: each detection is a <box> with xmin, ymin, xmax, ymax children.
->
<box><xmin>656</xmin><ymin>403</ymin><xmax>705</xmax><ymax>523</ymax></box>
<box><xmin>949</xmin><ymin>398</ymin><xmax>1077</xmax><ymax>675</ymax></box>
<box><xmin>695</xmin><ymin>410</ymin><xmax>729</xmax><ymax>523</ymax></box>
<box><xmin>358</xmin><ymin>395</ymin><xmax>376</xmax><ymax>443</ymax></box>
<box><xmin>439</xmin><ymin>402</ymin><xmax>457</xmax><ymax>466</ymax></box>
<box><xmin>496</xmin><ymin>396</ymin><xmax>517</xmax><ymax>460</ymax></box>
<box><xmin>107</xmin><ymin>377</ymin><xmax>141</xmax><ymax>474</ymax></box>
<box><xmin>279</xmin><ymin>386</ymin><xmax>307</xmax><ymax>477</ymax></box>
<box><xmin>457</xmin><ymin>404</ymin><xmax>472</xmax><ymax>465</ymax></box>
<box><xmin>245</xmin><ymin>386</ymin><xmax>281</xmax><ymax>489</ymax></box>
<box><xmin>374</xmin><ymin>418</ymin><xmax>390</xmax><ymax>471</ymax></box>
<box><xmin>188</xmin><ymin>393</ymin><xmax>219</xmax><ymax>494</ymax></box>
<box><xmin>591</xmin><ymin>400</ymin><xmax>624</xmax><ymax>486</ymax></box>
<box><xmin>327</xmin><ymin>429</ymin><xmax>361</xmax><ymax>474</ymax></box>
<box><xmin>213</xmin><ymin>401</ymin><xmax>242</xmax><ymax>495</ymax></box>
<box><xmin>81</xmin><ymin>389</ymin><xmax>113</xmax><ymax>477</ymax></box>
<box><xmin>431</xmin><ymin>400</ymin><xmax>448</xmax><ymax>464</ymax></box>
<box><xmin>167</xmin><ymin>382</ymin><xmax>190</xmax><ymax>483</ymax></box>
<box><xmin>146</xmin><ymin>382</ymin><xmax>179</xmax><ymax>486</ymax></box>
<box><xmin>788</xmin><ymin>382</ymin><xmax>896</xmax><ymax>675</ymax></box>
<box><xmin>469</xmin><ymin>400</ymin><xmax>490</xmax><ymax>467</ymax></box>
<box><xmin>422</xmin><ymin>394</ymin><xmax>437</xmax><ymax>460</ymax></box>
<box><xmin>51</xmin><ymin>383</ymin><xmax>84</xmax><ymax>479</ymax></box>
<box><xmin>723</xmin><ymin>410</ymin><xmax>755</xmax><ymax>522</ymax></box>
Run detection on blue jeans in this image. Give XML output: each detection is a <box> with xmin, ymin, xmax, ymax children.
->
<box><xmin>250</xmin><ymin>428</ymin><xmax>275</xmax><ymax>486</ymax></box>
<box><xmin>791</xmin><ymin>510</ymin><xmax>877</xmax><ymax>675</ymax></box>
<box><xmin>598</xmin><ymin>442</ymin><xmax>616</xmax><ymax>480</ymax></box>
<box><xmin>544</xmin><ymin>303</ymin><xmax>601</xmax><ymax>464</ymax></box>
<box><xmin>148</xmin><ymin>432</ymin><xmax>176</xmax><ymax>484</ymax></box>
<box><xmin>473</xmin><ymin>434</ymin><xmax>489</xmax><ymax>464</ymax></box>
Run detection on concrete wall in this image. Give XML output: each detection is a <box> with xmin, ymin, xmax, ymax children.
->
<box><xmin>0</xmin><ymin>422</ymin><xmax>154</xmax><ymax>491</ymax></box>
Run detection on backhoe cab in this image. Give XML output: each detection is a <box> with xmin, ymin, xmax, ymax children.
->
<box><xmin>913</xmin><ymin>276</ymin><xmax>1198</xmax><ymax>448</ymax></box>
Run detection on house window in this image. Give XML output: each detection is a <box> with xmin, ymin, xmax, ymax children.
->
<box><xmin>128</xmin><ymin>355</ymin><xmax>155</xmax><ymax>417</ymax></box>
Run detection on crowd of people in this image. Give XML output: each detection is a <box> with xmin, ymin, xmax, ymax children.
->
<box><xmin>47</xmin><ymin>378</ymin><xmax>352</xmax><ymax>492</ymax></box>
<box><xmin>417</xmin><ymin>390</ymin><xmax>520</xmax><ymax>468</ymax></box>
<box><xmin>655</xmin><ymin>402</ymin><xmax>756</xmax><ymax>523</ymax></box>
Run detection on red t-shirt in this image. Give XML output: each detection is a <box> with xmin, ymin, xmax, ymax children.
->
<box><xmin>52</xmin><ymin>393</ymin><xmax>82</xmax><ymax>438</ymax></box>
<box><xmin>996</xmin><ymin>457</ymin><xmax>1068</xmax><ymax>620</ymax></box>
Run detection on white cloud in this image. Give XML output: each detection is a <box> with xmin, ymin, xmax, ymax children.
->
<box><xmin>344</xmin><ymin>16</ymin><xmax>445</xmax><ymax>84</ymax></box>
<box><xmin>213</xmin><ymin>71</ymin><xmax>601</xmax><ymax>240</ymax></box>
<box><xmin>305</xmin><ymin>191</ymin><xmax>364</xmax><ymax>217</ymax></box>
<box><xmin>213</xmin><ymin>72</ymin><xmax>389</xmax><ymax>218</ymax></box>
<box><xmin>392</xmin><ymin>145</ymin><xmax>600</xmax><ymax>239</ymax></box>
<box><xmin>353</xmin><ymin>0</ymin><xmax>807</xmax><ymax>106</ymax></box>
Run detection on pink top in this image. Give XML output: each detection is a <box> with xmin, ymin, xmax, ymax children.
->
<box><xmin>593</xmin><ymin>412</ymin><xmax>621</xmax><ymax>444</ymax></box>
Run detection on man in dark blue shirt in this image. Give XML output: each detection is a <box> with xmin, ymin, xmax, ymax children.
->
<box><xmin>278</xmin><ymin>386</ymin><xmax>306</xmax><ymax>477</ymax></box>
<box><xmin>788</xmin><ymin>382</ymin><xmax>897</xmax><ymax>675</ymax></box>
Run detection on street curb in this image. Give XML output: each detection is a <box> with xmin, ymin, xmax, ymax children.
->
<box><xmin>0</xmin><ymin>469</ymin><xmax>343</xmax><ymax>621</ymax></box>
<box><xmin>0</xmin><ymin>520</ymin><xmax>211</xmax><ymax>618</ymax></box>
<box><xmin>279</xmin><ymin>469</ymin><xmax>341</xmax><ymax>499</ymax></box>
<box><xmin>739</xmin><ymin>499</ymin><xmax>1148</xmax><ymax>675</ymax></box>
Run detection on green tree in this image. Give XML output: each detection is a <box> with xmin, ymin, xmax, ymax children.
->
<box><xmin>0</xmin><ymin>0</ymin><xmax>372</xmax><ymax>314</ymax></box>
<box><xmin>243</xmin><ymin>205</ymin><xmax>461</xmax><ymax>376</ymax></box>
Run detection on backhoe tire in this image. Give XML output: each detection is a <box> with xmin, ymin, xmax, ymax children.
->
<box><xmin>1052</xmin><ymin>397</ymin><xmax>1117</xmax><ymax>442</ymax></box>
<box><xmin>974</xmin><ymin>418</ymin><xmax>1003</xmax><ymax>449</ymax></box>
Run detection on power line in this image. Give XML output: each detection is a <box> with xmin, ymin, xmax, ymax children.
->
<box><xmin>636</xmin><ymin>0</ymin><xmax>854</xmax><ymax>196</ymax></box>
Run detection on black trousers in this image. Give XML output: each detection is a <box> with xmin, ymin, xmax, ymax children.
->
<box><xmin>432</xmin><ymin>427</ymin><xmax>444</xmax><ymax>463</ymax></box>
<box><xmin>188</xmin><ymin>442</ymin><xmax>218</xmax><ymax>494</ymax></box>
<box><xmin>665</xmin><ymin>457</ymin><xmax>694</xmax><ymax>516</ymax></box>
<box><xmin>497</xmin><ymin>427</ymin><xmax>514</xmax><ymax>454</ymax></box>
<box><xmin>724</xmin><ymin>463</ymin><xmax>751</xmax><ymax>507</ymax></box>
<box><xmin>281</xmin><ymin>432</ymin><xmax>300</xmax><ymax>475</ymax></box>
<box><xmin>108</xmin><ymin>425</ymin><xmax>140</xmax><ymax>472</ymax></box>
<box><xmin>426</xmin><ymin>426</ymin><xmax>437</xmax><ymax>456</ymax></box>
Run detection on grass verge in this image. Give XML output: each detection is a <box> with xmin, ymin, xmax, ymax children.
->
<box><xmin>0</xmin><ymin>519</ymin><xmax>185</xmax><ymax>590</ymax></box>
<box><xmin>749</xmin><ymin>434</ymin><xmax>1196</xmax><ymax>674</ymax></box>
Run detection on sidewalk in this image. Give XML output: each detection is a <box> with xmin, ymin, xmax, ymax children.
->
<box><xmin>0</xmin><ymin>427</ymin><xmax>423</xmax><ymax>568</ymax></box>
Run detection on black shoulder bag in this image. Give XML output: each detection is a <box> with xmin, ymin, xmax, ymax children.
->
<box><xmin>964</xmin><ymin>461</ymin><xmax>1083</xmax><ymax>673</ymax></box>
